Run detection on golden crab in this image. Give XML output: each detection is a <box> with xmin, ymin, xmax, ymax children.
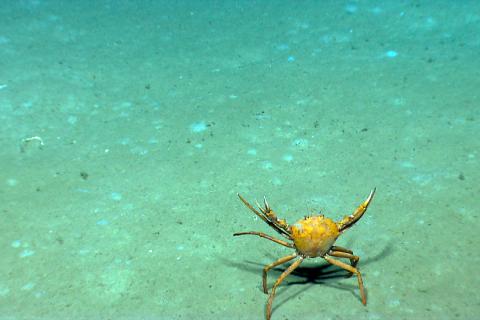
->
<box><xmin>234</xmin><ymin>188</ymin><xmax>376</xmax><ymax>320</ymax></box>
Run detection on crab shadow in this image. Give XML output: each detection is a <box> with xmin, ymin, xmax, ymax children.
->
<box><xmin>224</xmin><ymin>241</ymin><xmax>392</xmax><ymax>312</ymax></box>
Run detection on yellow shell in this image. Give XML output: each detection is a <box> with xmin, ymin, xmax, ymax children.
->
<box><xmin>290</xmin><ymin>216</ymin><xmax>340</xmax><ymax>257</ymax></box>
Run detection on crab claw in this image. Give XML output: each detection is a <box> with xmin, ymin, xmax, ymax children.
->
<box><xmin>337</xmin><ymin>188</ymin><xmax>376</xmax><ymax>232</ymax></box>
<box><xmin>263</xmin><ymin>196</ymin><xmax>271</xmax><ymax>211</ymax></box>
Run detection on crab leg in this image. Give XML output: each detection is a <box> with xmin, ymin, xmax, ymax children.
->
<box><xmin>262</xmin><ymin>253</ymin><xmax>297</xmax><ymax>294</ymax></box>
<box><xmin>266</xmin><ymin>256</ymin><xmax>304</xmax><ymax>320</ymax></box>
<box><xmin>233</xmin><ymin>231</ymin><xmax>294</xmax><ymax>248</ymax></box>
<box><xmin>324</xmin><ymin>255</ymin><xmax>366</xmax><ymax>305</ymax></box>
<box><xmin>330</xmin><ymin>245</ymin><xmax>353</xmax><ymax>254</ymax></box>
<box><xmin>328</xmin><ymin>249</ymin><xmax>360</xmax><ymax>272</ymax></box>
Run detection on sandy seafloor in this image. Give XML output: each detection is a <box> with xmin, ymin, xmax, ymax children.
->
<box><xmin>0</xmin><ymin>1</ymin><xmax>479</xmax><ymax>319</ymax></box>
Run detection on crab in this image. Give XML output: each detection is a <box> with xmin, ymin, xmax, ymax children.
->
<box><xmin>234</xmin><ymin>188</ymin><xmax>376</xmax><ymax>320</ymax></box>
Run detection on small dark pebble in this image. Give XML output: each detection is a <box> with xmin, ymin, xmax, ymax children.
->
<box><xmin>458</xmin><ymin>173</ymin><xmax>465</xmax><ymax>181</ymax></box>
<box><xmin>80</xmin><ymin>171</ymin><xmax>89</xmax><ymax>180</ymax></box>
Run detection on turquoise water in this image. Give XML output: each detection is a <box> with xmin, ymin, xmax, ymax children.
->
<box><xmin>0</xmin><ymin>1</ymin><xmax>478</xmax><ymax>319</ymax></box>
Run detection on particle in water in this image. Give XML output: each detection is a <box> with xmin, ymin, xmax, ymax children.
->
<box><xmin>386</xmin><ymin>50</ymin><xmax>398</xmax><ymax>58</ymax></box>
<box><xmin>345</xmin><ymin>4</ymin><xmax>358</xmax><ymax>13</ymax></box>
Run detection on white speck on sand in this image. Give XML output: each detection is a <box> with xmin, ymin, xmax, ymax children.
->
<box><xmin>345</xmin><ymin>4</ymin><xmax>358</xmax><ymax>13</ymax></box>
<box><xmin>399</xmin><ymin>161</ymin><xmax>415</xmax><ymax>168</ymax></box>
<box><xmin>110</xmin><ymin>192</ymin><xmax>122</xmax><ymax>201</ymax></box>
<box><xmin>261</xmin><ymin>161</ymin><xmax>273</xmax><ymax>170</ymax></box>
<box><xmin>412</xmin><ymin>174</ymin><xmax>433</xmax><ymax>186</ymax></box>
<box><xmin>21</xmin><ymin>282</ymin><xmax>35</xmax><ymax>291</ymax></box>
<box><xmin>247</xmin><ymin>149</ymin><xmax>257</xmax><ymax>156</ymax></box>
<box><xmin>19</xmin><ymin>249</ymin><xmax>35</xmax><ymax>258</ymax></box>
<box><xmin>0</xmin><ymin>286</ymin><xmax>10</xmax><ymax>296</ymax></box>
<box><xmin>282</xmin><ymin>154</ymin><xmax>293</xmax><ymax>162</ymax></box>
<box><xmin>78</xmin><ymin>249</ymin><xmax>90</xmax><ymax>255</ymax></box>
<box><xmin>388</xmin><ymin>299</ymin><xmax>401</xmax><ymax>307</ymax></box>
<box><xmin>292</xmin><ymin>138</ymin><xmax>309</xmax><ymax>148</ymax></box>
<box><xmin>6</xmin><ymin>178</ymin><xmax>17</xmax><ymax>186</ymax></box>
<box><xmin>424</xmin><ymin>17</ymin><xmax>437</xmax><ymax>29</ymax></box>
<box><xmin>271</xmin><ymin>177</ymin><xmax>282</xmax><ymax>186</ymax></box>
<box><xmin>67</xmin><ymin>115</ymin><xmax>77</xmax><ymax>125</ymax></box>
<box><xmin>130</xmin><ymin>146</ymin><xmax>149</xmax><ymax>156</ymax></box>
<box><xmin>11</xmin><ymin>240</ymin><xmax>21</xmax><ymax>248</ymax></box>
<box><xmin>190</xmin><ymin>121</ymin><xmax>207</xmax><ymax>133</ymax></box>
<box><xmin>121</xmin><ymin>101</ymin><xmax>132</xmax><ymax>108</ymax></box>
<box><xmin>370</xmin><ymin>6</ymin><xmax>382</xmax><ymax>14</ymax></box>
<box><xmin>391</xmin><ymin>97</ymin><xmax>406</xmax><ymax>107</ymax></box>
<box><xmin>23</xmin><ymin>101</ymin><xmax>33</xmax><ymax>108</ymax></box>
<box><xmin>0</xmin><ymin>36</ymin><xmax>10</xmax><ymax>44</ymax></box>
<box><xmin>96</xmin><ymin>219</ymin><xmax>109</xmax><ymax>226</ymax></box>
